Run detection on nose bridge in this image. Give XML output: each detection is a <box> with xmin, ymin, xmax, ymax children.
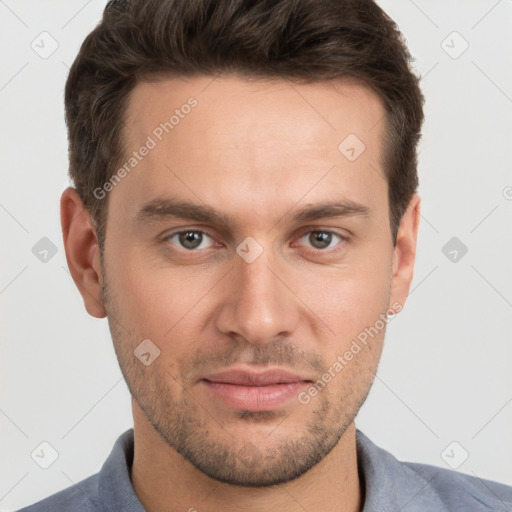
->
<box><xmin>215</xmin><ymin>245</ymin><xmax>299</xmax><ymax>344</ymax></box>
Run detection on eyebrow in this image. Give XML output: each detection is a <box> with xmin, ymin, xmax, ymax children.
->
<box><xmin>133</xmin><ymin>197</ymin><xmax>370</xmax><ymax>228</ymax></box>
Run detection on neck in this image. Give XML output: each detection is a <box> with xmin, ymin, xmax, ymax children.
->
<box><xmin>130</xmin><ymin>403</ymin><xmax>362</xmax><ymax>512</ymax></box>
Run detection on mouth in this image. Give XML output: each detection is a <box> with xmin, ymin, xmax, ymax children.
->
<box><xmin>199</xmin><ymin>368</ymin><xmax>313</xmax><ymax>411</ymax></box>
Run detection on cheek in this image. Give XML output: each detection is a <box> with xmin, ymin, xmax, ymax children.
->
<box><xmin>105</xmin><ymin>248</ymin><xmax>188</xmax><ymax>340</ymax></box>
<box><xmin>293</xmin><ymin>253</ymin><xmax>392</xmax><ymax>341</ymax></box>
<box><xmin>107</xmin><ymin>247</ymin><xmax>226</xmax><ymax>358</ymax></box>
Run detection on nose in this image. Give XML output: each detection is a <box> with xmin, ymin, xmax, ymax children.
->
<box><xmin>214</xmin><ymin>247</ymin><xmax>300</xmax><ymax>345</ymax></box>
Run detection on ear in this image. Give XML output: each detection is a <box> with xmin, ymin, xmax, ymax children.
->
<box><xmin>61</xmin><ymin>187</ymin><xmax>106</xmax><ymax>318</ymax></box>
<box><xmin>389</xmin><ymin>194</ymin><xmax>421</xmax><ymax>310</ymax></box>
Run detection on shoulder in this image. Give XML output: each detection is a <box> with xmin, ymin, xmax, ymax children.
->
<box><xmin>404</xmin><ymin>460</ymin><xmax>512</xmax><ymax>510</ymax></box>
<box><xmin>15</xmin><ymin>429</ymin><xmax>140</xmax><ymax>512</ymax></box>
<box><xmin>15</xmin><ymin>473</ymin><xmax>102</xmax><ymax>512</ymax></box>
<box><xmin>356</xmin><ymin>430</ymin><xmax>512</xmax><ymax>511</ymax></box>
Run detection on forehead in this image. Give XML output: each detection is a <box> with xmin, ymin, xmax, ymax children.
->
<box><xmin>125</xmin><ymin>74</ymin><xmax>385</xmax><ymax>151</ymax></box>
<box><xmin>112</xmin><ymin>74</ymin><xmax>388</xmax><ymax>227</ymax></box>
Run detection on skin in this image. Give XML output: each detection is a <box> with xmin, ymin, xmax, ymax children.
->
<box><xmin>61</xmin><ymin>75</ymin><xmax>420</xmax><ymax>512</ymax></box>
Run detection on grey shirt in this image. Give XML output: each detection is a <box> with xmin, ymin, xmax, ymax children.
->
<box><xmin>17</xmin><ymin>428</ymin><xmax>512</xmax><ymax>511</ymax></box>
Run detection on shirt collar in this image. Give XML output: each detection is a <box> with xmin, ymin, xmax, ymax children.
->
<box><xmin>97</xmin><ymin>428</ymin><xmax>446</xmax><ymax>512</ymax></box>
<box><xmin>356</xmin><ymin>430</ymin><xmax>446</xmax><ymax>511</ymax></box>
<box><xmin>98</xmin><ymin>429</ymin><xmax>145</xmax><ymax>512</ymax></box>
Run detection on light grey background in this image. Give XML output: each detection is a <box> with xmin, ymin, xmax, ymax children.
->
<box><xmin>1</xmin><ymin>1</ymin><xmax>511</xmax><ymax>510</ymax></box>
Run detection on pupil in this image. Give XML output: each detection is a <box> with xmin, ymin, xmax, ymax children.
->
<box><xmin>179</xmin><ymin>231</ymin><xmax>202</xmax><ymax>249</ymax></box>
<box><xmin>310</xmin><ymin>231</ymin><xmax>331</xmax><ymax>249</ymax></box>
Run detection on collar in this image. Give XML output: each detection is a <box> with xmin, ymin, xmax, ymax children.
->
<box><xmin>97</xmin><ymin>428</ymin><xmax>447</xmax><ymax>512</ymax></box>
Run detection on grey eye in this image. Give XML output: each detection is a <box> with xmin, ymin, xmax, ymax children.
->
<box><xmin>308</xmin><ymin>231</ymin><xmax>333</xmax><ymax>249</ymax></box>
<box><xmin>178</xmin><ymin>231</ymin><xmax>204</xmax><ymax>249</ymax></box>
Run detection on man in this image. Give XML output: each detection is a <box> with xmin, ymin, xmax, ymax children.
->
<box><xmin>18</xmin><ymin>0</ymin><xmax>512</xmax><ymax>510</ymax></box>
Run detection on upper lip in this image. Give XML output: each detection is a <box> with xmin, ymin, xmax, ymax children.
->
<box><xmin>201</xmin><ymin>368</ymin><xmax>313</xmax><ymax>386</ymax></box>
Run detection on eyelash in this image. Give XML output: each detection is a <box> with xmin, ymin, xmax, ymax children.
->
<box><xmin>162</xmin><ymin>228</ymin><xmax>349</xmax><ymax>255</ymax></box>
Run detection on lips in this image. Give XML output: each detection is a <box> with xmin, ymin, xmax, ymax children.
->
<box><xmin>199</xmin><ymin>367</ymin><xmax>313</xmax><ymax>411</ymax></box>
<box><xmin>201</xmin><ymin>368</ymin><xmax>313</xmax><ymax>386</ymax></box>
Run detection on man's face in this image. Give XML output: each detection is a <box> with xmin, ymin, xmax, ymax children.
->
<box><xmin>101</xmin><ymin>75</ymin><xmax>403</xmax><ymax>486</ymax></box>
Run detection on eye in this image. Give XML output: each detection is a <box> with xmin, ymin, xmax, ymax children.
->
<box><xmin>165</xmin><ymin>230</ymin><xmax>216</xmax><ymax>250</ymax></box>
<box><xmin>297</xmin><ymin>230</ymin><xmax>346</xmax><ymax>251</ymax></box>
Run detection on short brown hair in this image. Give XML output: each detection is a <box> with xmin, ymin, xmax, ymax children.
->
<box><xmin>65</xmin><ymin>0</ymin><xmax>424</xmax><ymax>248</ymax></box>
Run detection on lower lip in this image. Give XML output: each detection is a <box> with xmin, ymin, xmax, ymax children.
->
<box><xmin>200</xmin><ymin>380</ymin><xmax>310</xmax><ymax>411</ymax></box>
